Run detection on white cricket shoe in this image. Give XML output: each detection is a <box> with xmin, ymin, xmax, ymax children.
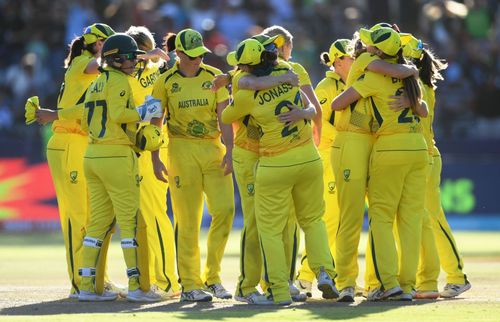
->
<box><xmin>389</xmin><ymin>293</ymin><xmax>413</xmax><ymax>301</ymax></box>
<box><xmin>367</xmin><ymin>286</ymin><xmax>403</xmax><ymax>301</ymax></box>
<box><xmin>440</xmin><ymin>282</ymin><xmax>471</xmax><ymax>298</ymax></box>
<box><xmin>295</xmin><ymin>279</ymin><xmax>313</xmax><ymax>298</ymax></box>
<box><xmin>127</xmin><ymin>289</ymin><xmax>162</xmax><ymax>302</ymax></box>
<box><xmin>235</xmin><ymin>291</ymin><xmax>263</xmax><ymax>303</ymax></box>
<box><xmin>78</xmin><ymin>290</ymin><xmax>118</xmax><ymax>302</ymax></box>
<box><xmin>338</xmin><ymin>287</ymin><xmax>355</xmax><ymax>302</ymax></box>
<box><xmin>205</xmin><ymin>283</ymin><xmax>232</xmax><ymax>299</ymax></box>
<box><xmin>250</xmin><ymin>294</ymin><xmax>292</xmax><ymax>306</ymax></box>
<box><xmin>180</xmin><ymin>289</ymin><xmax>213</xmax><ymax>302</ymax></box>
<box><xmin>317</xmin><ymin>268</ymin><xmax>339</xmax><ymax>299</ymax></box>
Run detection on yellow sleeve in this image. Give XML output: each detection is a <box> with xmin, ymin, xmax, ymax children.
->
<box><xmin>57</xmin><ymin>104</ymin><xmax>84</xmax><ymax>120</ymax></box>
<box><xmin>351</xmin><ymin>73</ymin><xmax>378</xmax><ymax>98</ymax></box>
<box><xmin>291</xmin><ymin>62</ymin><xmax>311</xmax><ymax>86</ymax></box>
<box><xmin>108</xmin><ymin>77</ymin><xmax>140</xmax><ymax>123</ymax></box>
<box><xmin>221</xmin><ymin>90</ymin><xmax>253</xmax><ymax>124</ymax></box>
<box><xmin>152</xmin><ymin>73</ymin><xmax>169</xmax><ymax>109</ymax></box>
<box><xmin>216</xmin><ymin>85</ymin><xmax>230</xmax><ymax>103</ymax></box>
<box><xmin>347</xmin><ymin>53</ymin><xmax>379</xmax><ymax>86</ymax></box>
<box><xmin>315</xmin><ymin>82</ymin><xmax>334</xmax><ymax>123</ymax></box>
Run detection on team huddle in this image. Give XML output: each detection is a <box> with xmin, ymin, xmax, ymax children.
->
<box><xmin>26</xmin><ymin>20</ymin><xmax>471</xmax><ymax>305</ymax></box>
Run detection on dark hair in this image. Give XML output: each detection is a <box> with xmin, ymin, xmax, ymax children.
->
<box><xmin>64</xmin><ymin>36</ymin><xmax>99</xmax><ymax>68</ymax></box>
<box><xmin>416</xmin><ymin>48</ymin><xmax>447</xmax><ymax>89</ymax></box>
<box><xmin>249</xmin><ymin>50</ymin><xmax>278</xmax><ymax>77</ymax></box>
<box><xmin>396</xmin><ymin>48</ymin><xmax>422</xmax><ymax>114</ymax></box>
<box><xmin>163</xmin><ymin>33</ymin><xmax>177</xmax><ymax>52</ymax></box>
<box><xmin>353</xmin><ymin>39</ymin><xmax>366</xmax><ymax>59</ymax></box>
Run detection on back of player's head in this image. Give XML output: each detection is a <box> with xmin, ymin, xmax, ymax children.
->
<box><xmin>261</xmin><ymin>25</ymin><xmax>293</xmax><ymax>44</ymax></box>
<box><xmin>359</xmin><ymin>27</ymin><xmax>401</xmax><ymax>57</ymax></box>
<box><xmin>126</xmin><ymin>26</ymin><xmax>155</xmax><ymax>52</ymax></box>
<box><xmin>227</xmin><ymin>39</ymin><xmax>265</xmax><ymax>66</ymax></box>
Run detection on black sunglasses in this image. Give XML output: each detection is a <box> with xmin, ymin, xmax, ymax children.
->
<box><xmin>184</xmin><ymin>52</ymin><xmax>205</xmax><ymax>60</ymax></box>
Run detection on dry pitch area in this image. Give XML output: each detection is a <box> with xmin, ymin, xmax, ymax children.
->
<box><xmin>0</xmin><ymin>231</ymin><xmax>499</xmax><ymax>321</ymax></box>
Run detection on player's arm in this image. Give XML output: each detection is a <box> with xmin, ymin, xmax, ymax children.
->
<box><xmin>221</xmin><ymin>91</ymin><xmax>253</xmax><ymax>124</ymax></box>
<box><xmin>150</xmin><ymin>76</ymin><xmax>170</xmax><ymax>182</ymax></box>
<box><xmin>217</xmin><ymin>99</ymin><xmax>234</xmax><ymax>175</ymax></box>
<box><xmin>367</xmin><ymin>60</ymin><xmax>418</xmax><ymax>79</ymax></box>
<box><xmin>278</xmin><ymin>89</ymin><xmax>316</xmax><ymax>125</ymax></box>
<box><xmin>331</xmin><ymin>87</ymin><xmax>362</xmax><ymax>111</ymax></box>
<box><xmin>84</xmin><ymin>58</ymin><xmax>101</xmax><ymax>74</ymax></box>
<box><xmin>238</xmin><ymin>69</ymin><xmax>299</xmax><ymax>90</ymax></box>
<box><xmin>300</xmin><ymin>84</ymin><xmax>322</xmax><ymax>145</ymax></box>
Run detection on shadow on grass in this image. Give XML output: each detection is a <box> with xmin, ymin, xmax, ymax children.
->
<box><xmin>1</xmin><ymin>296</ymin><xmax>456</xmax><ymax>320</ymax></box>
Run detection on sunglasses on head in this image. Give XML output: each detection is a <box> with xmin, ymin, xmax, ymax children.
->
<box><xmin>116</xmin><ymin>53</ymin><xmax>138</xmax><ymax>61</ymax></box>
<box><xmin>264</xmin><ymin>42</ymin><xmax>277</xmax><ymax>52</ymax></box>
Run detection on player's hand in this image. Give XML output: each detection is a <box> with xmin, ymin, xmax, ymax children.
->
<box><xmin>35</xmin><ymin>108</ymin><xmax>58</xmax><ymax>125</ymax></box>
<box><xmin>389</xmin><ymin>94</ymin><xmax>410</xmax><ymax>112</ymax></box>
<box><xmin>281</xmin><ymin>70</ymin><xmax>299</xmax><ymax>86</ymax></box>
<box><xmin>278</xmin><ymin>104</ymin><xmax>305</xmax><ymax>125</ymax></box>
<box><xmin>137</xmin><ymin>48</ymin><xmax>170</xmax><ymax>62</ymax></box>
<box><xmin>211</xmin><ymin>74</ymin><xmax>231</xmax><ymax>92</ymax></box>
<box><xmin>136</xmin><ymin>96</ymin><xmax>163</xmax><ymax>122</ymax></box>
<box><xmin>220</xmin><ymin>150</ymin><xmax>233</xmax><ymax>176</ymax></box>
<box><xmin>152</xmin><ymin>157</ymin><xmax>168</xmax><ymax>183</ymax></box>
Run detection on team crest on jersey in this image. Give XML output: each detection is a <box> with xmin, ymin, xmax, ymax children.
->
<box><xmin>343</xmin><ymin>169</ymin><xmax>351</xmax><ymax>182</ymax></box>
<box><xmin>171</xmin><ymin>82</ymin><xmax>182</xmax><ymax>93</ymax></box>
<box><xmin>328</xmin><ymin>181</ymin><xmax>336</xmax><ymax>194</ymax></box>
<box><xmin>70</xmin><ymin>171</ymin><xmax>78</xmax><ymax>184</ymax></box>
<box><xmin>174</xmin><ymin>176</ymin><xmax>181</xmax><ymax>188</ymax></box>
<box><xmin>187</xmin><ymin>119</ymin><xmax>209</xmax><ymax>137</ymax></box>
<box><xmin>201</xmin><ymin>81</ymin><xmax>212</xmax><ymax>90</ymax></box>
<box><xmin>247</xmin><ymin>183</ymin><xmax>255</xmax><ymax>196</ymax></box>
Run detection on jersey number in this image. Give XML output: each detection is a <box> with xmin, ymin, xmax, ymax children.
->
<box><xmin>85</xmin><ymin>100</ymin><xmax>108</xmax><ymax>137</ymax></box>
<box><xmin>274</xmin><ymin>100</ymin><xmax>299</xmax><ymax>138</ymax></box>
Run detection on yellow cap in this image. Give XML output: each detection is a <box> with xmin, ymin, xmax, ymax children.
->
<box><xmin>401</xmin><ymin>34</ymin><xmax>423</xmax><ymax>59</ymax></box>
<box><xmin>359</xmin><ymin>27</ymin><xmax>401</xmax><ymax>56</ymax></box>
<box><xmin>175</xmin><ymin>28</ymin><xmax>211</xmax><ymax>58</ymax></box>
<box><xmin>227</xmin><ymin>39</ymin><xmax>264</xmax><ymax>66</ymax></box>
<box><xmin>135</xmin><ymin>124</ymin><xmax>163</xmax><ymax>152</ymax></box>
<box><xmin>370</xmin><ymin>22</ymin><xmax>393</xmax><ymax>31</ymax></box>
<box><xmin>82</xmin><ymin>23</ymin><xmax>115</xmax><ymax>45</ymax></box>
<box><xmin>251</xmin><ymin>34</ymin><xmax>285</xmax><ymax>48</ymax></box>
<box><xmin>321</xmin><ymin>39</ymin><xmax>351</xmax><ymax>67</ymax></box>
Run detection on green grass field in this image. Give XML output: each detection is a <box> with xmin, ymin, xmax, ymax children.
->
<box><xmin>1</xmin><ymin>231</ymin><xmax>499</xmax><ymax>321</ymax></box>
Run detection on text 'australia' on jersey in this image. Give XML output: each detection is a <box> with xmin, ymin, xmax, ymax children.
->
<box><xmin>352</xmin><ymin>69</ymin><xmax>422</xmax><ymax>136</ymax></box>
<box><xmin>222</xmin><ymin>63</ymin><xmax>312</xmax><ymax>157</ymax></box>
<box><xmin>152</xmin><ymin>62</ymin><xmax>229</xmax><ymax>140</ymax></box>
<box><xmin>82</xmin><ymin>69</ymin><xmax>140</xmax><ymax>146</ymax></box>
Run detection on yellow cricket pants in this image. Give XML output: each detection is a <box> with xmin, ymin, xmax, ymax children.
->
<box><xmin>80</xmin><ymin>144</ymin><xmax>141</xmax><ymax>292</ymax></box>
<box><xmin>138</xmin><ymin>144</ymin><xmax>180</xmax><ymax>293</ymax></box>
<box><xmin>426</xmin><ymin>146</ymin><xmax>467</xmax><ymax>285</ymax></box>
<box><xmin>296</xmin><ymin>146</ymin><xmax>340</xmax><ymax>283</ymax></box>
<box><xmin>167</xmin><ymin>138</ymin><xmax>235</xmax><ymax>292</ymax></box>
<box><xmin>331</xmin><ymin>132</ymin><xmax>374</xmax><ymax>290</ymax></box>
<box><xmin>46</xmin><ymin>133</ymin><xmax>89</xmax><ymax>294</ymax></box>
<box><xmin>367</xmin><ymin>133</ymin><xmax>428</xmax><ymax>294</ymax></box>
<box><xmin>255</xmin><ymin>143</ymin><xmax>335</xmax><ymax>303</ymax></box>
<box><xmin>415</xmin><ymin>155</ymin><xmax>440</xmax><ymax>291</ymax></box>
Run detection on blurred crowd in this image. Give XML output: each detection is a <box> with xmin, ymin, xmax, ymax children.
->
<box><xmin>0</xmin><ymin>0</ymin><xmax>499</xmax><ymax>141</ymax></box>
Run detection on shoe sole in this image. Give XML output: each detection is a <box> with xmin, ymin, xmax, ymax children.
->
<box><xmin>180</xmin><ymin>297</ymin><xmax>213</xmax><ymax>302</ymax></box>
<box><xmin>214</xmin><ymin>295</ymin><xmax>233</xmax><ymax>300</ymax></box>
<box><xmin>78</xmin><ymin>296</ymin><xmax>117</xmax><ymax>302</ymax></box>
<box><xmin>382</xmin><ymin>289</ymin><xmax>403</xmax><ymax>300</ymax></box>
<box><xmin>291</xmin><ymin>295</ymin><xmax>307</xmax><ymax>302</ymax></box>
<box><xmin>318</xmin><ymin>283</ymin><xmax>339</xmax><ymax>299</ymax></box>
<box><xmin>338</xmin><ymin>295</ymin><xmax>354</xmax><ymax>302</ymax></box>
<box><xmin>127</xmin><ymin>297</ymin><xmax>162</xmax><ymax>302</ymax></box>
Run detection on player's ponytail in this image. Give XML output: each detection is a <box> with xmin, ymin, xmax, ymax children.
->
<box><xmin>417</xmin><ymin>48</ymin><xmax>447</xmax><ymax>89</ymax></box>
<box><xmin>397</xmin><ymin>48</ymin><xmax>422</xmax><ymax>114</ymax></box>
<box><xmin>163</xmin><ymin>33</ymin><xmax>177</xmax><ymax>52</ymax></box>
<box><xmin>64</xmin><ymin>36</ymin><xmax>85</xmax><ymax>68</ymax></box>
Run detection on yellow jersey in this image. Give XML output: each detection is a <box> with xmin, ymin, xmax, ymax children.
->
<box><xmin>315</xmin><ymin>70</ymin><xmax>345</xmax><ymax>149</ymax></box>
<box><xmin>230</xmin><ymin>69</ymin><xmax>260</xmax><ymax>153</ymax></box>
<box><xmin>152</xmin><ymin>62</ymin><xmax>229</xmax><ymax>140</ymax></box>
<box><xmin>336</xmin><ymin>52</ymin><xmax>379</xmax><ymax>134</ymax></box>
<box><xmin>54</xmin><ymin>50</ymin><xmax>97</xmax><ymax>134</ymax></box>
<box><xmin>352</xmin><ymin>68</ymin><xmax>423</xmax><ymax>138</ymax></box>
<box><xmin>222</xmin><ymin>62</ymin><xmax>312</xmax><ymax>158</ymax></box>
<box><xmin>288</xmin><ymin>61</ymin><xmax>312</xmax><ymax>87</ymax></box>
<box><xmin>129</xmin><ymin>60</ymin><xmax>162</xmax><ymax>107</ymax></box>
<box><xmin>81</xmin><ymin>68</ymin><xmax>140</xmax><ymax>147</ymax></box>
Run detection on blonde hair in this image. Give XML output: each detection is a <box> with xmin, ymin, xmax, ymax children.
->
<box><xmin>261</xmin><ymin>25</ymin><xmax>293</xmax><ymax>44</ymax></box>
<box><xmin>126</xmin><ymin>26</ymin><xmax>155</xmax><ymax>52</ymax></box>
